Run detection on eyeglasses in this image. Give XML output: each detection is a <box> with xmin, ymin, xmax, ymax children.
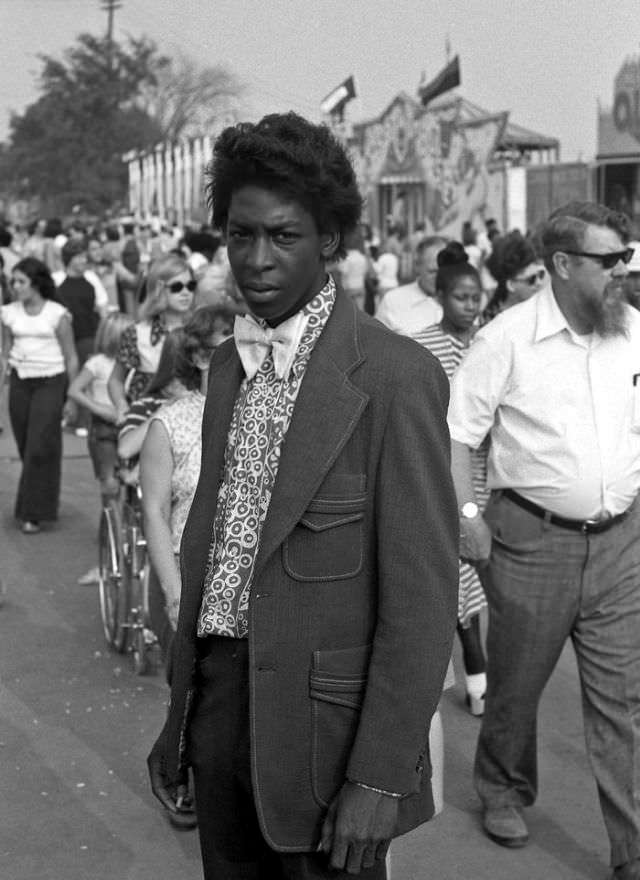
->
<box><xmin>514</xmin><ymin>269</ymin><xmax>546</xmax><ymax>286</ymax></box>
<box><xmin>563</xmin><ymin>248</ymin><xmax>635</xmax><ymax>270</ymax></box>
<box><xmin>166</xmin><ymin>280</ymin><xmax>197</xmax><ymax>293</ymax></box>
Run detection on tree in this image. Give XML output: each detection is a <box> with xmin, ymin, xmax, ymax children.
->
<box><xmin>140</xmin><ymin>52</ymin><xmax>245</xmax><ymax>142</ymax></box>
<box><xmin>2</xmin><ymin>33</ymin><xmax>166</xmax><ymax>215</ymax></box>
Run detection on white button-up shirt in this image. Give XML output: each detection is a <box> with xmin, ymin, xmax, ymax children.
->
<box><xmin>375</xmin><ymin>280</ymin><xmax>442</xmax><ymax>335</ymax></box>
<box><xmin>448</xmin><ymin>283</ymin><xmax>640</xmax><ymax>519</ymax></box>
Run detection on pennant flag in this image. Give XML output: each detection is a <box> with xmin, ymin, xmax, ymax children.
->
<box><xmin>321</xmin><ymin>75</ymin><xmax>357</xmax><ymax>116</ymax></box>
<box><xmin>419</xmin><ymin>56</ymin><xmax>461</xmax><ymax>107</ymax></box>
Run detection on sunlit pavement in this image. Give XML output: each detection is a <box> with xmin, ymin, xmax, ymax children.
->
<box><xmin>0</xmin><ymin>402</ymin><xmax>611</xmax><ymax>879</ymax></box>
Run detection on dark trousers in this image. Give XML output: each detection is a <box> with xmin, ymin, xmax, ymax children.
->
<box><xmin>187</xmin><ymin>636</ymin><xmax>387</xmax><ymax>880</ymax></box>
<box><xmin>9</xmin><ymin>371</ymin><xmax>66</xmax><ymax>522</ymax></box>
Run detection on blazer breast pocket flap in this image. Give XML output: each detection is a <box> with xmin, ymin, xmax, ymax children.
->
<box><xmin>300</xmin><ymin>493</ymin><xmax>366</xmax><ymax>532</ymax></box>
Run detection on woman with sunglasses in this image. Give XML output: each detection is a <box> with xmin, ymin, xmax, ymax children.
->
<box><xmin>482</xmin><ymin>231</ymin><xmax>546</xmax><ymax>324</ymax></box>
<box><xmin>107</xmin><ymin>254</ymin><xmax>196</xmax><ymax>421</ymax></box>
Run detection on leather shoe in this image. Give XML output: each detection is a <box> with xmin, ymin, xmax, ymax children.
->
<box><xmin>613</xmin><ymin>858</ymin><xmax>640</xmax><ymax>879</ymax></box>
<box><xmin>483</xmin><ymin>806</ymin><xmax>529</xmax><ymax>848</ymax></box>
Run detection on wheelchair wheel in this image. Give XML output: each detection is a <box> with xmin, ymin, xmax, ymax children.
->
<box><xmin>98</xmin><ymin>501</ymin><xmax>130</xmax><ymax>653</ymax></box>
<box><xmin>122</xmin><ymin>501</ymin><xmax>153</xmax><ymax>675</ymax></box>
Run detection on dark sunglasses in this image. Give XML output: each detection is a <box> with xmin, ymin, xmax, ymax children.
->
<box><xmin>166</xmin><ymin>280</ymin><xmax>197</xmax><ymax>293</ymax></box>
<box><xmin>563</xmin><ymin>248</ymin><xmax>635</xmax><ymax>270</ymax></box>
<box><xmin>514</xmin><ymin>269</ymin><xmax>545</xmax><ymax>286</ymax></box>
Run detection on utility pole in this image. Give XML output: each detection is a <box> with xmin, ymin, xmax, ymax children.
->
<box><xmin>101</xmin><ymin>0</ymin><xmax>122</xmax><ymax>70</ymax></box>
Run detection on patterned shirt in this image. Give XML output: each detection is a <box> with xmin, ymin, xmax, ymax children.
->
<box><xmin>151</xmin><ymin>390</ymin><xmax>205</xmax><ymax>553</ymax></box>
<box><xmin>197</xmin><ymin>278</ymin><xmax>336</xmax><ymax>639</ymax></box>
<box><xmin>116</xmin><ymin>314</ymin><xmax>167</xmax><ymax>402</ymax></box>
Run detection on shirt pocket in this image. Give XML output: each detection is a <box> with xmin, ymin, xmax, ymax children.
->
<box><xmin>283</xmin><ymin>477</ymin><xmax>366</xmax><ymax>582</ymax></box>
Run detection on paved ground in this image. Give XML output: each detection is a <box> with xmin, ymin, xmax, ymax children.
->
<box><xmin>0</xmin><ymin>401</ymin><xmax>613</xmax><ymax>879</ymax></box>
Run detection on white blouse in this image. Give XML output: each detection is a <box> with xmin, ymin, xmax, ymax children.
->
<box><xmin>1</xmin><ymin>300</ymin><xmax>68</xmax><ymax>378</ymax></box>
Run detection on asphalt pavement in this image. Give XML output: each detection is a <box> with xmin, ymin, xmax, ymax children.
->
<box><xmin>0</xmin><ymin>399</ymin><xmax>613</xmax><ymax>879</ymax></box>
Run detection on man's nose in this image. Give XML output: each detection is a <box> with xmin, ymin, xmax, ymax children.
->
<box><xmin>247</xmin><ymin>236</ymin><xmax>274</xmax><ymax>268</ymax></box>
<box><xmin>612</xmin><ymin>259</ymin><xmax>629</xmax><ymax>276</ymax></box>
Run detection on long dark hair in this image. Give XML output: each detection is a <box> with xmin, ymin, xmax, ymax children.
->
<box><xmin>12</xmin><ymin>257</ymin><xmax>57</xmax><ymax>300</ymax></box>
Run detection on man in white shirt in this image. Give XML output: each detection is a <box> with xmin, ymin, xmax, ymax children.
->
<box><xmin>375</xmin><ymin>236</ymin><xmax>446</xmax><ymax>334</ymax></box>
<box><xmin>448</xmin><ymin>201</ymin><xmax>640</xmax><ymax>880</ymax></box>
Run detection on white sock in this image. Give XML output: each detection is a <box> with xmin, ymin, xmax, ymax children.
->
<box><xmin>464</xmin><ymin>672</ymin><xmax>486</xmax><ymax>698</ymax></box>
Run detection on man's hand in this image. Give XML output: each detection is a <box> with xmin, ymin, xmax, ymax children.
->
<box><xmin>460</xmin><ymin>513</ymin><xmax>492</xmax><ymax>565</ymax></box>
<box><xmin>319</xmin><ymin>782</ymin><xmax>399</xmax><ymax>874</ymax></box>
<box><xmin>147</xmin><ymin>730</ymin><xmax>189</xmax><ymax>816</ymax></box>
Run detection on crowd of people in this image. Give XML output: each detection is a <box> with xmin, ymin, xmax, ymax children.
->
<box><xmin>2</xmin><ymin>110</ymin><xmax>640</xmax><ymax>880</ymax></box>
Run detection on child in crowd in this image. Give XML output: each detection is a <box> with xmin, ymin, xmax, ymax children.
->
<box><xmin>68</xmin><ymin>312</ymin><xmax>133</xmax><ymax>584</ymax></box>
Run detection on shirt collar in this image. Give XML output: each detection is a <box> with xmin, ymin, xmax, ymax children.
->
<box><xmin>533</xmin><ymin>282</ymin><xmax>571</xmax><ymax>343</ymax></box>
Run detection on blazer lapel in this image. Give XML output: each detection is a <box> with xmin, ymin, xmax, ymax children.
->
<box><xmin>255</xmin><ymin>293</ymin><xmax>369</xmax><ymax>574</ymax></box>
<box><xmin>180</xmin><ymin>340</ymin><xmax>243</xmax><ymax>608</ymax></box>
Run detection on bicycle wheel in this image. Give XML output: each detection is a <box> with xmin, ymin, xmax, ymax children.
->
<box><xmin>98</xmin><ymin>501</ymin><xmax>130</xmax><ymax>653</ymax></box>
<box><xmin>122</xmin><ymin>500</ymin><xmax>150</xmax><ymax>675</ymax></box>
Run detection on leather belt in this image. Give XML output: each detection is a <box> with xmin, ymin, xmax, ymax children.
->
<box><xmin>502</xmin><ymin>489</ymin><xmax>629</xmax><ymax>535</ymax></box>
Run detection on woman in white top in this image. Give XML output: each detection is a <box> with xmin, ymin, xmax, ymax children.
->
<box><xmin>0</xmin><ymin>257</ymin><xmax>78</xmax><ymax>533</ymax></box>
<box><xmin>107</xmin><ymin>254</ymin><xmax>196</xmax><ymax>420</ymax></box>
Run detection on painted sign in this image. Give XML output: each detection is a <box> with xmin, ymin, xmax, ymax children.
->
<box><xmin>351</xmin><ymin>93</ymin><xmax>507</xmax><ymax>236</ymax></box>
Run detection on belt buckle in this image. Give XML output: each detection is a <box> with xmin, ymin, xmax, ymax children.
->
<box><xmin>582</xmin><ymin>514</ymin><xmax>611</xmax><ymax>534</ymax></box>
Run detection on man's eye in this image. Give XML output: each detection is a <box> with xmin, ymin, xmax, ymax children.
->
<box><xmin>274</xmin><ymin>232</ymin><xmax>297</xmax><ymax>243</ymax></box>
<box><xmin>228</xmin><ymin>230</ymin><xmax>248</xmax><ymax>240</ymax></box>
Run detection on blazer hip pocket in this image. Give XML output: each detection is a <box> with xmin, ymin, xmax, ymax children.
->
<box><xmin>309</xmin><ymin>646</ymin><xmax>370</xmax><ymax>807</ymax></box>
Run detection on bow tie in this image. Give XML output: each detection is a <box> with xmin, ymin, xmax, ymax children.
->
<box><xmin>234</xmin><ymin>312</ymin><xmax>309</xmax><ymax>381</ymax></box>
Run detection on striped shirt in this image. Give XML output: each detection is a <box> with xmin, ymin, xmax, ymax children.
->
<box><xmin>412</xmin><ymin>322</ymin><xmax>487</xmax><ymax>625</ymax></box>
<box><xmin>411</xmin><ymin>323</ymin><xmax>465</xmax><ymax>380</ymax></box>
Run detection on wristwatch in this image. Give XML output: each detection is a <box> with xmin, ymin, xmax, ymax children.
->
<box><xmin>460</xmin><ymin>501</ymin><xmax>479</xmax><ymax>519</ymax></box>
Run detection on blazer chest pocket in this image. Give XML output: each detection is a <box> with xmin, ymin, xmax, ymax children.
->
<box><xmin>284</xmin><ymin>487</ymin><xmax>366</xmax><ymax>582</ymax></box>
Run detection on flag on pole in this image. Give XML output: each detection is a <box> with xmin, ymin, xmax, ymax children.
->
<box><xmin>321</xmin><ymin>75</ymin><xmax>357</xmax><ymax>116</ymax></box>
<box><xmin>419</xmin><ymin>56</ymin><xmax>461</xmax><ymax>107</ymax></box>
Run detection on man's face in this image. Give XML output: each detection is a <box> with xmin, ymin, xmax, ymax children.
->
<box><xmin>67</xmin><ymin>251</ymin><xmax>87</xmax><ymax>277</ymax></box>
<box><xmin>567</xmin><ymin>224</ymin><xmax>629</xmax><ymax>336</ymax></box>
<box><xmin>225</xmin><ymin>185</ymin><xmax>336</xmax><ymax>326</ymax></box>
<box><xmin>416</xmin><ymin>244</ymin><xmax>443</xmax><ymax>296</ymax></box>
<box><xmin>87</xmin><ymin>240</ymin><xmax>102</xmax><ymax>263</ymax></box>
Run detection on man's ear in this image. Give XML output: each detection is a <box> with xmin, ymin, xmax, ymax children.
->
<box><xmin>320</xmin><ymin>230</ymin><xmax>341</xmax><ymax>260</ymax></box>
<box><xmin>552</xmin><ymin>251</ymin><xmax>571</xmax><ymax>281</ymax></box>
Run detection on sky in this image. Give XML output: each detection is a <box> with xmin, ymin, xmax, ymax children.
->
<box><xmin>2</xmin><ymin>0</ymin><xmax>639</xmax><ymax>162</ymax></box>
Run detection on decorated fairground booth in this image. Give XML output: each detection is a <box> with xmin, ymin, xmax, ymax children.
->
<box><xmin>348</xmin><ymin>91</ymin><xmax>509</xmax><ymax>240</ymax></box>
<box><xmin>124</xmin><ymin>57</ymin><xmax>573</xmax><ymax>237</ymax></box>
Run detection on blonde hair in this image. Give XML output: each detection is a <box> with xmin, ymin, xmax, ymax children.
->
<box><xmin>138</xmin><ymin>254</ymin><xmax>194</xmax><ymax>320</ymax></box>
<box><xmin>94</xmin><ymin>311</ymin><xmax>134</xmax><ymax>358</ymax></box>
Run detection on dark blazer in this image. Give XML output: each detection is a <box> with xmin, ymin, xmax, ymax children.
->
<box><xmin>163</xmin><ymin>290</ymin><xmax>459</xmax><ymax>851</ymax></box>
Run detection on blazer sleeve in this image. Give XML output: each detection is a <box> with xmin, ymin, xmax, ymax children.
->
<box><xmin>346</xmin><ymin>348</ymin><xmax>459</xmax><ymax>795</ymax></box>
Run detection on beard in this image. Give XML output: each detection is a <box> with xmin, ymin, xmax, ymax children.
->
<box><xmin>585</xmin><ymin>282</ymin><xmax>629</xmax><ymax>338</ymax></box>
